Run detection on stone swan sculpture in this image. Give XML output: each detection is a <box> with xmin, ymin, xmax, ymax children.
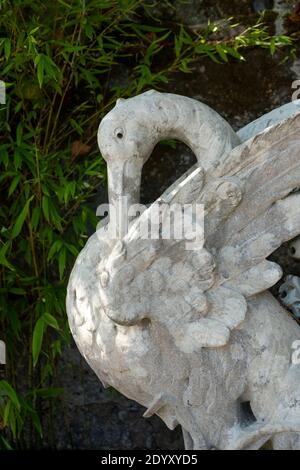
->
<box><xmin>67</xmin><ymin>91</ymin><xmax>300</xmax><ymax>450</ymax></box>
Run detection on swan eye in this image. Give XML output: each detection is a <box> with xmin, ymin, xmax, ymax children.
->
<box><xmin>100</xmin><ymin>270</ymin><xmax>110</xmax><ymax>288</ymax></box>
<box><xmin>115</xmin><ymin>127</ymin><xmax>124</xmax><ymax>139</ymax></box>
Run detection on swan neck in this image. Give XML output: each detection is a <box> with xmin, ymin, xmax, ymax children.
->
<box><xmin>148</xmin><ymin>94</ymin><xmax>239</xmax><ymax>171</ymax></box>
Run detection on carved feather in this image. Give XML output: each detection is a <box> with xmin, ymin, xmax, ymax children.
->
<box><xmin>99</xmin><ymin>109</ymin><xmax>300</xmax><ymax>349</ymax></box>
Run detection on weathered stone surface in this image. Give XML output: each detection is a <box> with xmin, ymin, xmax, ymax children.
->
<box><xmin>279</xmin><ymin>275</ymin><xmax>300</xmax><ymax>318</ymax></box>
<box><xmin>67</xmin><ymin>89</ymin><xmax>300</xmax><ymax>449</ymax></box>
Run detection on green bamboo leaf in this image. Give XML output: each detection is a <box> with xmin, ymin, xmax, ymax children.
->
<box><xmin>16</xmin><ymin>123</ymin><xmax>23</xmax><ymax>146</ymax></box>
<box><xmin>0</xmin><ymin>381</ymin><xmax>20</xmax><ymax>411</ymax></box>
<box><xmin>8</xmin><ymin>406</ymin><xmax>16</xmax><ymax>439</ymax></box>
<box><xmin>0</xmin><ymin>242</ymin><xmax>14</xmax><ymax>270</ymax></box>
<box><xmin>51</xmin><ymin>339</ymin><xmax>61</xmax><ymax>357</ymax></box>
<box><xmin>11</xmin><ymin>196</ymin><xmax>34</xmax><ymax>239</ymax></box>
<box><xmin>0</xmin><ymin>435</ymin><xmax>13</xmax><ymax>450</ymax></box>
<box><xmin>216</xmin><ymin>44</ymin><xmax>228</xmax><ymax>62</ymax></box>
<box><xmin>49</xmin><ymin>200</ymin><xmax>62</xmax><ymax>230</ymax></box>
<box><xmin>29</xmin><ymin>27</ymin><xmax>40</xmax><ymax>35</ymax></box>
<box><xmin>13</xmin><ymin>148</ymin><xmax>22</xmax><ymax>169</ymax></box>
<box><xmin>0</xmin><ymin>147</ymin><xmax>9</xmax><ymax>166</ymax></box>
<box><xmin>31</xmin><ymin>411</ymin><xmax>43</xmax><ymax>437</ymax></box>
<box><xmin>270</xmin><ymin>37</ymin><xmax>276</xmax><ymax>56</ymax></box>
<box><xmin>31</xmin><ymin>206</ymin><xmax>41</xmax><ymax>230</ymax></box>
<box><xmin>65</xmin><ymin>242</ymin><xmax>78</xmax><ymax>256</ymax></box>
<box><xmin>227</xmin><ymin>47</ymin><xmax>244</xmax><ymax>60</ymax></box>
<box><xmin>42</xmin><ymin>195</ymin><xmax>50</xmax><ymax>221</ymax></box>
<box><xmin>37</xmin><ymin>60</ymin><xmax>44</xmax><ymax>88</ymax></box>
<box><xmin>3</xmin><ymin>400</ymin><xmax>11</xmax><ymax>426</ymax></box>
<box><xmin>32</xmin><ymin>317</ymin><xmax>45</xmax><ymax>367</ymax></box>
<box><xmin>57</xmin><ymin>0</ymin><xmax>72</xmax><ymax>9</ymax></box>
<box><xmin>4</xmin><ymin>38</ymin><xmax>11</xmax><ymax>60</ymax></box>
<box><xmin>9</xmin><ymin>288</ymin><xmax>26</xmax><ymax>295</ymax></box>
<box><xmin>42</xmin><ymin>313</ymin><xmax>59</xmax><ymax>330</ymax></box>
<box><xmin>47</xmin><ymin>240</ymin><xmax>63</xmax><ymax>261</ymax></box>
<box><xmin>43</xmin><ymin>55</ymin><xmax>60</xmax><ymax>79</ymax></box>
<box><xmin>174</xmin><ymin>35</ymin><xmax>182</xmax><ymax>59</ymax></box>
<box><xmin>8</xmin><ymin>174</ymin><xmax>21</xmax><ymax>197</ymax></box>
<box><xmin>35</xmin><ymin>54</ymin><xmax>60</xmax><ymax>87</ymax></box>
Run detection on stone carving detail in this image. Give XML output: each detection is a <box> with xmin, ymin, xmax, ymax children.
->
<box><xmin>280</xmin><ymin>275</ymin><xmax>300</xmax><ymax>319</ymax></box>
<box><xmin>289</xmin><ymin>237</ymin><xmax>300</xmax><ymax>260</ymax></box>
<box><xmin>67</xmin><ymin>91</ymin><xmax>300</xmax><ymax>450</ymax></box>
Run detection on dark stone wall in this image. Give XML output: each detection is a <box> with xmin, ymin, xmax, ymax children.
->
<box><xmin>50</xmin><ymin>0</ymin><xmax>300</xmax><ymax>449</ymax></box>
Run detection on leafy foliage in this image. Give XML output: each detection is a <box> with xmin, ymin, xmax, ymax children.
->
<box><xmin>0</xmin><ymin>0</ymin><xmax>293</xmax><ymax>448</ymax></box>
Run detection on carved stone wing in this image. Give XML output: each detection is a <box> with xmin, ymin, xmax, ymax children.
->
<box><xmin>99</xmin><ymin>110</ymin><xmax>300</xmax><ymax>352</ymax></box>
<box><xmin>208</xmin><ymin>110</ymin><xmax>300</xmax><ymax>293</ymax></box>
<box><xmin>237</xmin><ymin>100</ymin><xmax>300</xmax><ymax>142</ymax></box>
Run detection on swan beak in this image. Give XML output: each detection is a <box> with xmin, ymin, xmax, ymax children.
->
<box><xmin>106</xmin><ymin>158</ymin><xmax>143</xmax><ymax>238</ymax></box>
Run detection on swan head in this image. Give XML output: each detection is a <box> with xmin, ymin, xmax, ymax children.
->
<box><xmin>98</xmin><ymin>95</ymin><xmax>158</xmax><ymax>166</ymax></box>
<box><xmin>97</xmin><ymin>93</ymin><xmax>160</xmax><ymax>218</ymax></box>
